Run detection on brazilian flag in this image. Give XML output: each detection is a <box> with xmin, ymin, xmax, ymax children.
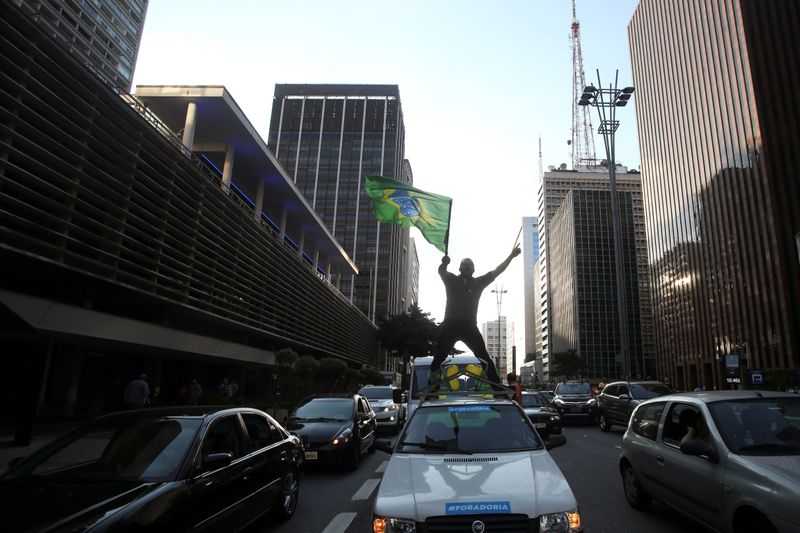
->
<box><xmin>363</xmin><ymin>175</ymin><xmax>452</xmax><ymax>253</ymax></box>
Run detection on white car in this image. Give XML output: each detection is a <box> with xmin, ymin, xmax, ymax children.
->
<box><xmin>372</xmin><ymin>394</ymin><xmax>582</xmax><ymax>532</ymax></box>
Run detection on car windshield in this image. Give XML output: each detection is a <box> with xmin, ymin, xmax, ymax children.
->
<box><xmin>359</xmin><ymin>387</ymin><xmax>393</xmax><ymax>400</ymax></box>
<box><xmin>397</xmin><ymin>404</ymin><xmax>542</xmax><ymax>453</ymax></box>
<box><xmin>293</xmin><ymin>399</ymin><xmax>353</xmax><ymax>421</ymax></box>
<box><xmin>5</xmin><ymin>417</ymin><xmax>202</xmax><ymax>482</ymax></box>
<box><xmin>629</xmin><ymin>383</ymin><xmax>672</xmax><ymax>399</ymax></box>
<box><xmin>710</xmin><ymin>398</ymin><xmax>800</xmax><ymax>455</ymax></box>
<box><xmin>522</xmin><ymin>394</ymin><xmax>548</xmax><ymax>407</ymax></box>
<box><xmin>556</xmin><ymin>383</ymin><xmax>592</xmax><ymax>395</ymax></box>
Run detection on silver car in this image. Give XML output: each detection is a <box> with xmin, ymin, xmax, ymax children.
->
<box><xmin>359</xmin><ymin>385</ymin><xmax>405</xmax><ymax>432</ymax></box>
<box><xmin>620</xmin><ymin>390</ymin><xmax>800</xmax><ymax>533</ymax></box>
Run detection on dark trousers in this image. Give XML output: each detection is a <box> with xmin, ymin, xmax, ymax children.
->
<box><xmin>432</xmin><ymin>320</ymin><xmax>501</xmax><ymax>384</ymax></box>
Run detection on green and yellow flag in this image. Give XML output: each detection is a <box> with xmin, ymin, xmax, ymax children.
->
<box><xmin>363</xmin><ymin>175</ymin><xmax>452</xmax><ymax>254</ymax></box>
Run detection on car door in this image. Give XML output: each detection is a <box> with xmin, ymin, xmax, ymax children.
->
<box><xmin>614</xmin><ymin>384</ymin><xmax>631</xmax><ymax>426</ymax></box>
<box><xmin>602</xmin><ymin>385</ymin><xmax>619</xmax><ymax>423</ymax></box>
<box><xmin>653</xmin><ymin>402</ymin><xmax>725</xmax><ymax>529</ymax></box>
<box><xmin>241</xmin><ymin>413</ymin><xmax>283</xmax><ymax>514</ymax></box>
<box><xmin>188</xmin><ymin>415</ymin><xmax>253</xmax><ymax>531</ymax></box>
<box><xmin>357</xmin><ymin>397</ymin><xmax>375</xmax><ymax>453</ymax></box>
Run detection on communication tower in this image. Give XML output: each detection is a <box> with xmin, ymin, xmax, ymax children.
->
<box><xmin>570</xmin><ymin>0</ymin><xmax>596</xmax><ymax>168</ymax></box>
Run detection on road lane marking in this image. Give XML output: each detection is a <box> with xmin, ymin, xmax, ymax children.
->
<box><xmin>352</xmin><ymin>478</ymin><xmax>381</xmax><ymax>500</ymax></box>
<box><xmin>615</xmin><ymin>445</ymin><xmax>621</xmax><ymax>449</ymax></box>
<box><xmin>322</xmin><ymin>512</ymin><xmax>357</xmax><ymax>533</ymax></box>
<box><xmin>375</xmin><ymin>460</ymin><xmax>388</xmax><ymax>473</ymax></box>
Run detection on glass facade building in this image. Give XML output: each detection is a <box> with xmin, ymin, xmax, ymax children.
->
<box><xmin>549</xmin><ymin>190</ymin><xmax>650</xmax><ymax>379</ymax></box>
<box><xmin>629</xmin><ymin>0</ymin><xmax>800</xmax><ymax>390</ymax></box>
<box><xmin>268</xmin><ymin>85</ymin><xmax>410</xmax><ymax>322</ymax></box>
<box><xmin>13</xmin><ymin>0</ymin><xmax>148</xmax><ymax>91</ymax></box>
<box><xmin>522</xmin><ymin>216</ymin><xmax>542</xmax><ymax>371</ymax></box>
<box><xmin>538</xmin><ymin>168</ymin><xmax>653</xmax><ymax>381</ymax></box>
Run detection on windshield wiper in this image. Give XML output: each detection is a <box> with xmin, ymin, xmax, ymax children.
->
<box><xmin>307</xmin><ymin>417</ymin><xmax>346</xmax><ymax>422</ymax></box>
<box><xmin>399</xmin><ymin>441</ymin><xmax>473</xmax><ymax>455</ymax></box>
<box><xmin>738</xmin><ymin>443</ymin><xmax>800</xmax><ymax>453</ymax></box>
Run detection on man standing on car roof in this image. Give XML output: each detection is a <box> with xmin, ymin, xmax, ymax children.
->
<box><xmin>429</xmin><ymin>246</ymin><xmax>521</xmax><ymax>388</ymax></box>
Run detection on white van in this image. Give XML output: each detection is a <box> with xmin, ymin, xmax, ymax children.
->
<box><xmin>407</xmin><ymin>353</ymin><xmax>486</xmax><ymax>417</ymax></box>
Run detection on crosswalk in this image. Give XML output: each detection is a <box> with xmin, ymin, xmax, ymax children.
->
<box><xmin>324</xmin><ymin>459</ymin><xmax>388</xmax><ymax>533</ymax></box>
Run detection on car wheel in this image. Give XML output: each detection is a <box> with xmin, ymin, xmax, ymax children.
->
<box><xmin>599</xmin><ymin>413</ymin><xmax>612</xmax><ymax>432</ymax></box>
<box><xmin>349</xmin><ymin>440</ymin><xmax>361</xmax><ymax>470</ymax></box>
<box><xmin>273</xmin><ymin>469</ymin><xmax>299</xmax><ymax>521</ymax></box>
<box><xmin>734</xmin><ymin>509</ymin><xmax>778</xmax><ymax>533</ymax></box>
<box><xmin>622</xmin><ymin>462</ymin><xmax>651</xmax><ymax>510</ymax></box>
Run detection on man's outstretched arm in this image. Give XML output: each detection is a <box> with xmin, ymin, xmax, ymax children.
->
<box><xmin>439</xmin><ymin>255</ymin><xmax>451</xmax><ymax>281</ymax></box>
<box><xmin>492</xmin><ymin>245</ymin><xmax>521</xmax><ymax>278</ymax></box>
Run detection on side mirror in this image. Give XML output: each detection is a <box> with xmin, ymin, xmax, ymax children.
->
<box><xmin>393</xmin><ymin>389</ymin><xmax>403</xmax><ymax>403</ymax></box>
<box><xmin>202</xmin><ymin>452</ymin><xmax>233</xmax><ymax>472</ymax></box>
<box><xmin>619</xmin><ymin>394</ymin><xmax>631</xmax><ymax>401</ymax></box>
<box><xmin>545</xmin><ymin>434</ymin><xmax>567</xmax><ymax>450</ymax></box>
<box><xmin>375</xmin><ymin>438</ymin><xmax>394</xmax><ymax>454</ymax></box>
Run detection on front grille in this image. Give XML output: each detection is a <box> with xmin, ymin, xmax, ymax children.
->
<box><xmin>424</xmin><ymin>514</ymin><xmax>536</xmax><ymax>533</ymax></box>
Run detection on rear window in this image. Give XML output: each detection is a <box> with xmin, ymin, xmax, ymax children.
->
<box><xmin>629</xmin><ymin>383</ymin><xmax>672</xmax><ymax>399</ymax></box>
<box><xmin>359</xmin><ymin>387</ymin><xmax>393</xmax><ymax>400</ymax></box>
<box><xmin>398</xmin><ymin>405</ymin><xmax>541</xmax><ymax>453</ymax></box>
<box><xmin>556</xmin><ymin>383</ymin><xmax>592</xmax><ymax>395</ymax></box>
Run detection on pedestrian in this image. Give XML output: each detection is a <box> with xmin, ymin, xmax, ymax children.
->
<box><xmin>507</xmin><ymin>372</ymin><xmax>523</xmax><ymax>405</ymax></box>
<box><xmin>227</xmin><ymin>378</ymin><xmax>239</xmax><ymax>402</ymax></box>
<box><xmin>219</xmin><ymin>377</ymin><xmax>229</xmax><ymax>399</ymax></box>
<box><xmin>429</xmin><ymin>245</ymin><xmax>522</xmax><ymax>388</ymax></box>
<box><xmin>188</xmin><ymin>378</ymin><xmax>202</xmax><ymax>405</ymax></box>
<box><xmin>124</xmin><ymin>374</ymin><xmax>150</xmax><ymax>410</ymax></box>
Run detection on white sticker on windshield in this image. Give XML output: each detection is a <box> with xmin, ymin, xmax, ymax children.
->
<box><xmin>448</xmin><ymin>406</ymin><xmax>491</xmax><ymax>413</ymax></box>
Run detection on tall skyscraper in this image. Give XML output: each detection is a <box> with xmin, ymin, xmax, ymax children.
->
<box><xmin>629</xmin><ymin>0</ymin><xmax>800</xmax><ymax>390</ymax></box>
<box><xmin>538</xmin><ymin>166</ymin><xmax>653</xmax><ymax>381</ymax></box>
<box><xmin>268</xmin><ymin>84</ymin><xmax>410</xmax><ymax>322</ymax></box>
<box><xmin>522</xmin><ymin>216</ymin><xmax>543</xmax><ymax>378</ymax></box>
<box><xmin>548</xmin><ymin>189</ymin><xmax>651</xmax><ymax>379</ymax></box>
<box><xmin>406</xmin><ymin>237</ymin><xmax>419</xmax><ymax>310</ymax></box>
<box><xmin>12</xmin><ymin>0</ymin><xmax>148</xmax><ymax>91</ymax></box>
<box><xmin>483</xmin><ymin>317</ymin><xmax>512</xmax><ymax>378</ymax></box>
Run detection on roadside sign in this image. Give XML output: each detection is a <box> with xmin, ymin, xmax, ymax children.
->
<box><xmin>725</xmin><ymin>354</ymin><xmax>741</xmax><ymax>384</ymax></box>
<box><xmin>748</xmin><ymin>368</ymin><xmax>764</xmax><ymax>386</ymax></box>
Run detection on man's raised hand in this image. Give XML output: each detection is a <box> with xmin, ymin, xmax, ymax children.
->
<box><xmin>442</xmin><ymin>255</ymin><xmax>451</xmax><ymax>265</ymax></box>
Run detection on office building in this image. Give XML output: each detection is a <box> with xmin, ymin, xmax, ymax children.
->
<box><xmin>522</xmin><ymin>215</ymin><xmax>543</xmax><ymax>380</ymax></box>
<box><xmin>549</xmin><ymin>189</ymin><xmax>651</xmax><ymax>380</ymax></box>
<box><xmin>407</xmin><ymin>237</ymin><xmax>419</xmax><ymax>310</ymax></box>
<box><xmin>268</xmin><ymin>84</ymin><xmax>410</xmax><ymax>323</ymax></box>
<box><xmin>629</xmin><ymin>0</ymin><xmax>800</xmax><ymax>389</ymax></box>
<box><xmin>483</xmin><ymin>317</ymin><xmax>513</xmax><ymax>378</ymax></box>
<box><xmin>13</xmin><ymin>0</ymin><xmax>148</xmax><ymax>91</ymax></box>
<box><xmin>0</xmin><ymin>7</ymin><xmax>377</xmax><ymax>443</ymax></box>
<box><xmin>538</xmin><ymin>166</ymin><xmax>653</xmax><ymax>381</ymax></box>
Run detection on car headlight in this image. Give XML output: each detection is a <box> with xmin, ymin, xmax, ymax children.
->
<box><xmin>384</xmin><ymin>404</ymin><xmax>398</xmax><ymax>412</ymax></box>
<box><xmin>540</xmin><ymin>510</ymin><xmax>581</xmax><ymax>532</ymax></box>
<box><xmin>373</xmin><ymin>517</ymin><xmax>416</xmax><ymax>533</ymax></box>
<box><xmin>550</xmin><ymin>415</ymin><xmax>561</xmax><ymax>421</ymax></box>
<box><xmin>332</xmin><ymin>428</ymin><xmax>352</xmax><ymax>446</ymax></box>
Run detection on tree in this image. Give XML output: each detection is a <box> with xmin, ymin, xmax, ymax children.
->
<box><xmin>295</xmin><ymin>355</ymin><xmax>319</xmax><ymax>398</ymax></box>
<box><xmin>317</xmin><ymin>357</ymin><xmax>348</xmax><ymax>392</ymax></box>
<box><xmin>551</xmin><ymin>350</ymin><xmax>586</xmax><ymax>381</ymax></box>
<box><xmin>274</xmin><ymin>348</ymin><xmax>299</xmax><ymax>400</ymax></box>
<box><xmin>360</xmin><ymin>368</ymin><xmax>387</xmax><ymax>386</ymax></box>
<box><xmin>378</xmin><ymin>305</ymin><xmax>440</xmax><ymax>389</ymax></box>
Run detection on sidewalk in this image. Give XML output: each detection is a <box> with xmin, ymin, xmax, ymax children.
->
<box><xmin>0</xmin><ymin>423</ymin><xmax>78</xmax><ymax>473</ymax></box>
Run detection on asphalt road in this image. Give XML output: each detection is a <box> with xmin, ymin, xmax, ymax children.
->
<box><xmin>252</xmin><ymin>424</ymin><xmax>710</xmax><ymax>532</ymax></box>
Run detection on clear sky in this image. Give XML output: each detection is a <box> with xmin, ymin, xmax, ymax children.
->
<box><xmin>132</xmin><ymin>0</ymin><xmax>641</xmax><ymax>371</ymax></box>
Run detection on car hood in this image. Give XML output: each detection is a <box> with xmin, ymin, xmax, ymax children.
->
<box><xmin>555</xmin><ymin>394</ymin><xmax>593</xmax><ymax>401</ymax></box>
<box><xmin>733</xmin><ymin>454</ymin><xmax>800</xmax><ymax>487</ymax></box>
<box><xmin>0</xmin><ymin>478</ymin><xmax>161</xmax><ymax>532</ymax></box>
<box><xmin>374</xmin><ymin>451</ymin><xmax>577</xmax><ymax>521</ymax></box>
<box><xmin>287</xmin><ymin>420</ymin><xmax>351</xmax><ymax>443</ymax></box>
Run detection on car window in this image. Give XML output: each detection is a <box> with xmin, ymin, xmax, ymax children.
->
<box><xmin>21</xmin><ymin>419</ymin><xmax>202</xmax><ymax>482</ymax></box>
<box><xmin>629</xmin><ymin>383</ymin><xmax>672</xmax><ymax>399</ymax></box>
<box><xmin>242</xmin><ymin>413</ymin><xmax>277</xmax><ymax>451</ymax></box>
<box><xmin>357</xmin><ymin>398</ymin><xmax>368</xmax><ymax>415</ymax></box>
<box><xmin>359</xmin><ymin>387</ymin><xmax>393</xmax><ymax>399</ymax></box>
<box><xmin>398</xmin><ymin>405</ymin><xmax>541</xmax><ymax>453</ymax></box>
<box><xmin>631</xmin><ymin>402</ymin><xmax>665</xmax><ymax>441</ymax></box>
<box><xmin>709</xmin><ymin>398</ymin><xmax>800</xmax><ymax>455</ymax></box>
<box><xmin>617</xmin><ymin>384</ymin><xmax>629</xmax><ymax>396</ymax></box>
<box><xmin>556</xmin><ymin>383</ymin><xmax>592</xmax><ymax>395</ymax></box>
<box><xmin>522</xmin><ymin>393</ymin><xmax>547</xmax><ymax>407</ymax></box>
<box><xmin>202</xmin><ymin>416</ymin><xmax>242</xmax><ymax>459</ymax></box>
<box><xmin>293</xmin><ymin>399</ymin><xmax>353</xmax><ymax>421</ymax></box>
<box><xmin>602</xmin><ymin>385</ymin><xmax>617</xmax><ymax>397</ymax></box>
<box><xmin>662</xmin><ymin>403</ymin><xmax>702</xmax><ymax>446</ymax></box>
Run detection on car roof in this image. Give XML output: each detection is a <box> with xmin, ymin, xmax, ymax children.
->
<box><xmin>606</xmin><ymin>380</ymin><xmax>669</xmax><ymax>387</ymax></box>
<box><xmin>81</xmin><ymin>406</ymin><xmax>269</xmax><ymax>424</ymax></box>
<box><xmin>644</xmin><ymin>390</ymin><xmax>798</xmax><ymax>404</ymax></box>
<box><xmin>412</xmin><ymin>354</ymin><xmax>482</xmax><ymax>366</ymax></box>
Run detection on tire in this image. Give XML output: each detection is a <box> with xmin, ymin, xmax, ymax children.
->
<box><xmin>622</xmin><ymin>462</ymin><xmax>651</xmax><ymax>510</ymax></box>
<box><xmin>599</xmin><ymin>412</ymin><xmax>613</xmax><ymax>432</ymax></box>
<box><xmin>349</xmin><ymin>441</ymin><xmax>361</xmax><ymax>470</ymax></box>
<box><xmin>272</xmin><ymin>469</ymin><xmax>299</xmax><ymax>521</ymax></box>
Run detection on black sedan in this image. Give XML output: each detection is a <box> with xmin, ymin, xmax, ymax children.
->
<box><xmin>286</xmin><ymin>395</ymin><xmax>377</xmax><ymax>470</ymax></box>
<box><xmin>521</xmin><ymin>391</ymin><xmax>563</xmax><ymax>438</ymax></box>
<box><xmin>0</xmin><ymin>407</ymin><xmax>302</xmax><ymax>532</ymax></box>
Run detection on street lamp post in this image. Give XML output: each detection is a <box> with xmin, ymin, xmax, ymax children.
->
<box><xmin>578</xmin><ymin>69</ymin><xmax>635</xmax><ymax>380</ymax></box>
<box><xmin>491</xmin><ymin>286</ymin><xmax>507</xmax><ymax>378</ymax></box>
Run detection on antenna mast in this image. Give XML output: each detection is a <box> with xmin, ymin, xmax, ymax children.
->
<box><xmin>571</xmin><ymin>0</ymin><xmax>596</xmax><ymax>168</ymax></box>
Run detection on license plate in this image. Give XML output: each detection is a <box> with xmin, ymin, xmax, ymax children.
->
<box><xmin>534</xmin><ymin>423</ymin><xmax>547</xmax><ymax>429</ymax></box>
<box><xmin>304</xmin><ymin>451</ymin><xmax>318</xmax><ymax>460</ymax></box>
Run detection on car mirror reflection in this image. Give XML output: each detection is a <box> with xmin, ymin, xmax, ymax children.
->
<box><xmin>202</xmin><ymin>452</ymin><xmax>233</xmax><ymax>472</ymax></box>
